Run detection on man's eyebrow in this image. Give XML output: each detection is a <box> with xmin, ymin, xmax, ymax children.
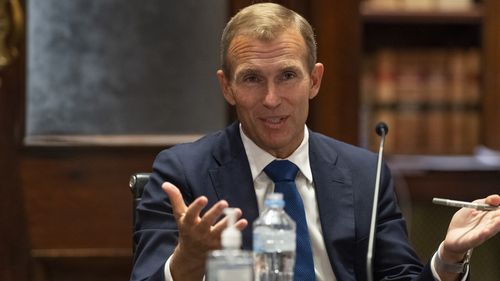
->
<box><xmin>281</xmin><ymin>65</ymin><xmax>301</xmax><ymax>72</ymax></box>
<box><xmin>235</xmin><ymin>68</ymin><xmax>261</xmax><ymax>78</ymax></box>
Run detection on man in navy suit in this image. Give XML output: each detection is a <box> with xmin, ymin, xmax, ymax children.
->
<box><xmin>131</xmin><ymin>3</ymin><xmax>500</xmax><ymax>281</ymax></box>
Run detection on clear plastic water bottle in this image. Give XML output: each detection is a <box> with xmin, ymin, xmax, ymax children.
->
<box><xmin>253</xmin><ymin>193</ymin><xmax>296</xmax><ymax>281</ymax></box>
<box><xmin>206</xmin><ymin>208</ymin><xmax>254</xmax><ymax>281</ymax></box>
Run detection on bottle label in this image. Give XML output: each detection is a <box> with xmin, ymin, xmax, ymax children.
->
<box><xmin>217</xmin><ymin>268</ymin><xmax>253</xmax><ymax>281</ymax></box>
<box><xmin>253</xmin><ymin>227</ymin><xmax>296</xmax><ymax>252</ymax></box>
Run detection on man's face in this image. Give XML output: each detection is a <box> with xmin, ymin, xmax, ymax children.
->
<box><xmin>217</xmin><ymin>29</ymin><xmax>324</xmax><ymax>158</ymax></box>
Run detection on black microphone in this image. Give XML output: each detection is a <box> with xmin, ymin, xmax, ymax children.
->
<box><xmin>367</xmin><ymin>122</ymin><xmax>389</xmax><ymax>281</ymax></box>
<box><xmin>375</xmin><ymin>122</ymin><xmax>389</xmax><ymax>137</ymax></box>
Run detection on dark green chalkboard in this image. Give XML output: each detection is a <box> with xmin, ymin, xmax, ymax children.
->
<box><xmin>27</xmin><ymin>0</ymin><xmax>228</xmax><ymax>135</ymax></box>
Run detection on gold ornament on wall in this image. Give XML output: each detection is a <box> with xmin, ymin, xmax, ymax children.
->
<box><xmin>0</xmin><ymin>0</ymin><xmax>23</xmax><ymax>71</ymax></box>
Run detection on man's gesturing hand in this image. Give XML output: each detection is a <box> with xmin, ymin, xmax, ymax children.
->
<box><xmin>162</xmin><ymin>182</ymin><xmax>248</xmax><ymax>281</ymax></box>
<box><xmin>436</xmin><ymin>194</ymin><xmax>499</xmax><ymax>280</ymax></box>
<box><xmin>443</xmin><ymin>194</ymin><xmax>500</xmax><ymax>257</ymax></box>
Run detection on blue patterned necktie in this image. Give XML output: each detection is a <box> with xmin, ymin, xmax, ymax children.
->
<box><xmin>264</xmin><ymin>160</ymin><xmax>316</xmax><ymax>281</ymax></box>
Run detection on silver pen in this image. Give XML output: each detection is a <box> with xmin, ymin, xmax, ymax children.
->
<box><xmin>432</xmin><ymin>198</ymin><xmax>500</xmax><ymax>211</ymax></box>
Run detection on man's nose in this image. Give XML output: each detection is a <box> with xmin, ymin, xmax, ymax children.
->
<box><xmin>263</xmin><ymin>83</ymin><xmax>281</xmax><ymax>108</ymax></box>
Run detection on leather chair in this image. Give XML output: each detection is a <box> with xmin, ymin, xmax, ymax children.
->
<box><xmin>129</xmin><ymin>173</ymin><xmax>151</xmax><ymax>255</ymax></box>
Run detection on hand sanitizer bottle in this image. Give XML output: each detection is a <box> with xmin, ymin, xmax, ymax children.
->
<box><xmin>206</xmin><ymin>208</ymin><xmax>254</xmax><ymax>281</ymax></box>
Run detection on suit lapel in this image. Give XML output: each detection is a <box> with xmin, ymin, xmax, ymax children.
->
<box><xmin>208</xmin><ymin>123</ymin><xmax>259</xmax><ymax>250</ymax></box>
<box><xmin>310</xmin><ymin>133</ymin><xmax>356</xmax><ymax>281</ymax></box>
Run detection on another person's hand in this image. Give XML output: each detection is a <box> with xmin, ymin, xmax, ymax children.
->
<box><xmin>162</xmin><ymin>182</ymin><xmax>248</xmax><ymax>281</ymax></box>
<box><xmin>438</xmin><ymin>194</ymin><xmax>500</xmax><ymax>279</ymax></box>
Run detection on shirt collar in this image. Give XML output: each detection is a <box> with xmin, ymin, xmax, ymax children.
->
<box><xmin>239</xmin><ymin>123</ymin><xmax>313</xmax><ymax>184</ymax></box>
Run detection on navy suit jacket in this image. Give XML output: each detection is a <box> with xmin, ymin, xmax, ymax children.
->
<box><xmin>131</xmin><ymin>122</ymin><xmax>435</xmax><ymax>281</ymax></box>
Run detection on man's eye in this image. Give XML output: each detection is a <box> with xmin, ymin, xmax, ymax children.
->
<box><xmin>281</xmin><ymin>71</ymin><xmax>296</xmax><ymax>81</ymax></box>
<box><xmin>243</xmin><ymin>75</ymin><xmax>260</xmax><ymax>83</ymax></box>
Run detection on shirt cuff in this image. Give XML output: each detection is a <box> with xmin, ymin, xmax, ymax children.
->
<box><xmin>164</xmin><ymin>255</ymin><xmax>206</xmax><ymax>281</ymax></box>
<box><xmin>430</xmin><ymin>243</ymin><xmax>469</xmax><ymax>281</ymax></box>
<box><xmin>164</xmin><ymin>255</ymin><xmax>174</xmax><ymax>281</ymax></box>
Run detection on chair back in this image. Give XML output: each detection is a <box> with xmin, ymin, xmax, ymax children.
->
<box><xmin>129</xmin><ymin>173</ymin><xmax>151</xmax><ymax>255</ymax></box>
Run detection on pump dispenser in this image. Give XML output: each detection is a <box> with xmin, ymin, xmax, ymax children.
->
<box><xmin>221</xmin><ymin>208</ymin><xmax>241</xmax><ymax>249</ymax></box>
<box><xmin>206</xmin><ymin>208</ymin><xmax>254</xmax><ymax>281</ymax></box>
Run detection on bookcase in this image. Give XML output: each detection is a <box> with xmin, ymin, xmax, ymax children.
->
<box><xmin>360</xmin><ymin>0</ymin><xmax>488</xmax><ymax>155</ymax></box>
<box><xmin>357</xmin><ymin>1</ymin><xmax>500</xmax><ymax>280</ymax></box>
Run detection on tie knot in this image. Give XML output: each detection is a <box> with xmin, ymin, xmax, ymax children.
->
<box><xmin>264</xmin><ymin>160</ymin><xmax>299</xmax><ymax>183</ymax></box>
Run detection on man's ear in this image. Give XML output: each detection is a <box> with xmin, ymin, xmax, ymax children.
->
<box><xmin>217</xmin><ymin>70</ymin><xmax>236</xmax><ymax>106</ymax></box>
<box><xmin>309</xmin><ymin>63</ymin><xmax>324</xmax><ymax>100</ymax></box>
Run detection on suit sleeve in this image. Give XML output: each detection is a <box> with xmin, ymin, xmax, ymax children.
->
<box><xmin>372</xmin><ymin>164</ymin><xmax>436</xmax><ymax>281</ymax></box>
<box><xmin>130</xmin><ymin>149</ymin><xmax>193</xmax><ymax>281</ymax></box>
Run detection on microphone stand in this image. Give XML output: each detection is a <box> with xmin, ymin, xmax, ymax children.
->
<box><xmin>366</xmin><ymin>122</ymin><xmax>388</xmax><ymax>281</ymax></box>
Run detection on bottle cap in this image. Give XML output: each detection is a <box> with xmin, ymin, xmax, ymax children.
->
<box><xmin>221</xmin><ymin>208</ymin><xmax>241</xmax><ymax>249</ymax></box>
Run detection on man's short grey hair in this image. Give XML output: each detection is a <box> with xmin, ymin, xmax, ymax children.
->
<box><xmin>220</xmin><ymin>2</ymin><xmax>317</xmax><ymax>80</ymax></box>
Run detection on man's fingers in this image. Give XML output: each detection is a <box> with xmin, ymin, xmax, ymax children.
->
<box><xmin>197</xmin><ymin>200</ymin><xmax>229</xmax><ymax>230</ymax></box>
<box><xmin>235</xmin><ymin>219</ymin><xmax>249</xmax><ymax>231</ymax></box>
<box><xmin>210</xmin><ymin>208</ymin><xmax>246</xmax><ymax>235</ymax></box>
<box><xmin>484</xmin><ymin>194</ymin><xmax>500</xmax><ymax>206</ymax></box>
<box><xmin>161</xmin><ymin>179</ymin><xmax>187</xmax><ymax>214</ymax></box>
<box><xmin>162</xmin><ymin>182</ymin><xmax>189</xmax><ymax>218</ymax></box>
<box><xmin>162</xmin><ymin>182</ymin><xmax>247</xmax><ymax>234</ymax></box>
<box><xmin>183</xmin><ymin>196</ymin><xmax>209</xmax><ymax>224</ymax></box>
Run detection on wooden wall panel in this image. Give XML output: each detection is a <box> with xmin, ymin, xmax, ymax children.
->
<box><xmin>0</xmin><ymin>0</ymin><xmax>31</xmax><ymax>279</ymax></box>
<box><xmin>32</xmin><ymin>257</ymin><xmax>132</xmax><ymax>281</ymax></box>
<box><xmin>0</xmin><ymin>63</ymin><xmax>31</xmax><ymax>281</ymax></box>
<box><xmin>483</xmin><ymin>0</ymin><xmax>500</xmax><ymax>149</ymax></box>
<box><xmin>309</xmin><ymin>0</ymin><xmax>361</xmax><ymax>144</ymax></box>
<box><xmin>20</xmin><ymin>147</ymin><xmax>160</xmax><ymax>280</ymax></box>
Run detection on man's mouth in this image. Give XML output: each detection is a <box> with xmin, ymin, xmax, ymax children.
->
<box><xmin>262</xmin><ymin>116</ymin><xmax>288</xmax><ymax>127</ymax></box>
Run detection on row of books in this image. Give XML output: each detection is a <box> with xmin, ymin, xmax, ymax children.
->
<box><xmin>363</xmin><ymin>0</ymin><xmax>476</xmax><ymax>10</ymax></box>
<box><xmin>362</xmin><ymin>48</ymin><xmax>481</xmax><ymax>105</ymax></box>
<box><xmin>364</xmin><ymin>107</ymin><xmax>480</xmax><ymax>155</ymax></box>
<box><xmin>361</xmin><ymin>48</ymin><xmax>481</xmax><ymax>155</ymax></box>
